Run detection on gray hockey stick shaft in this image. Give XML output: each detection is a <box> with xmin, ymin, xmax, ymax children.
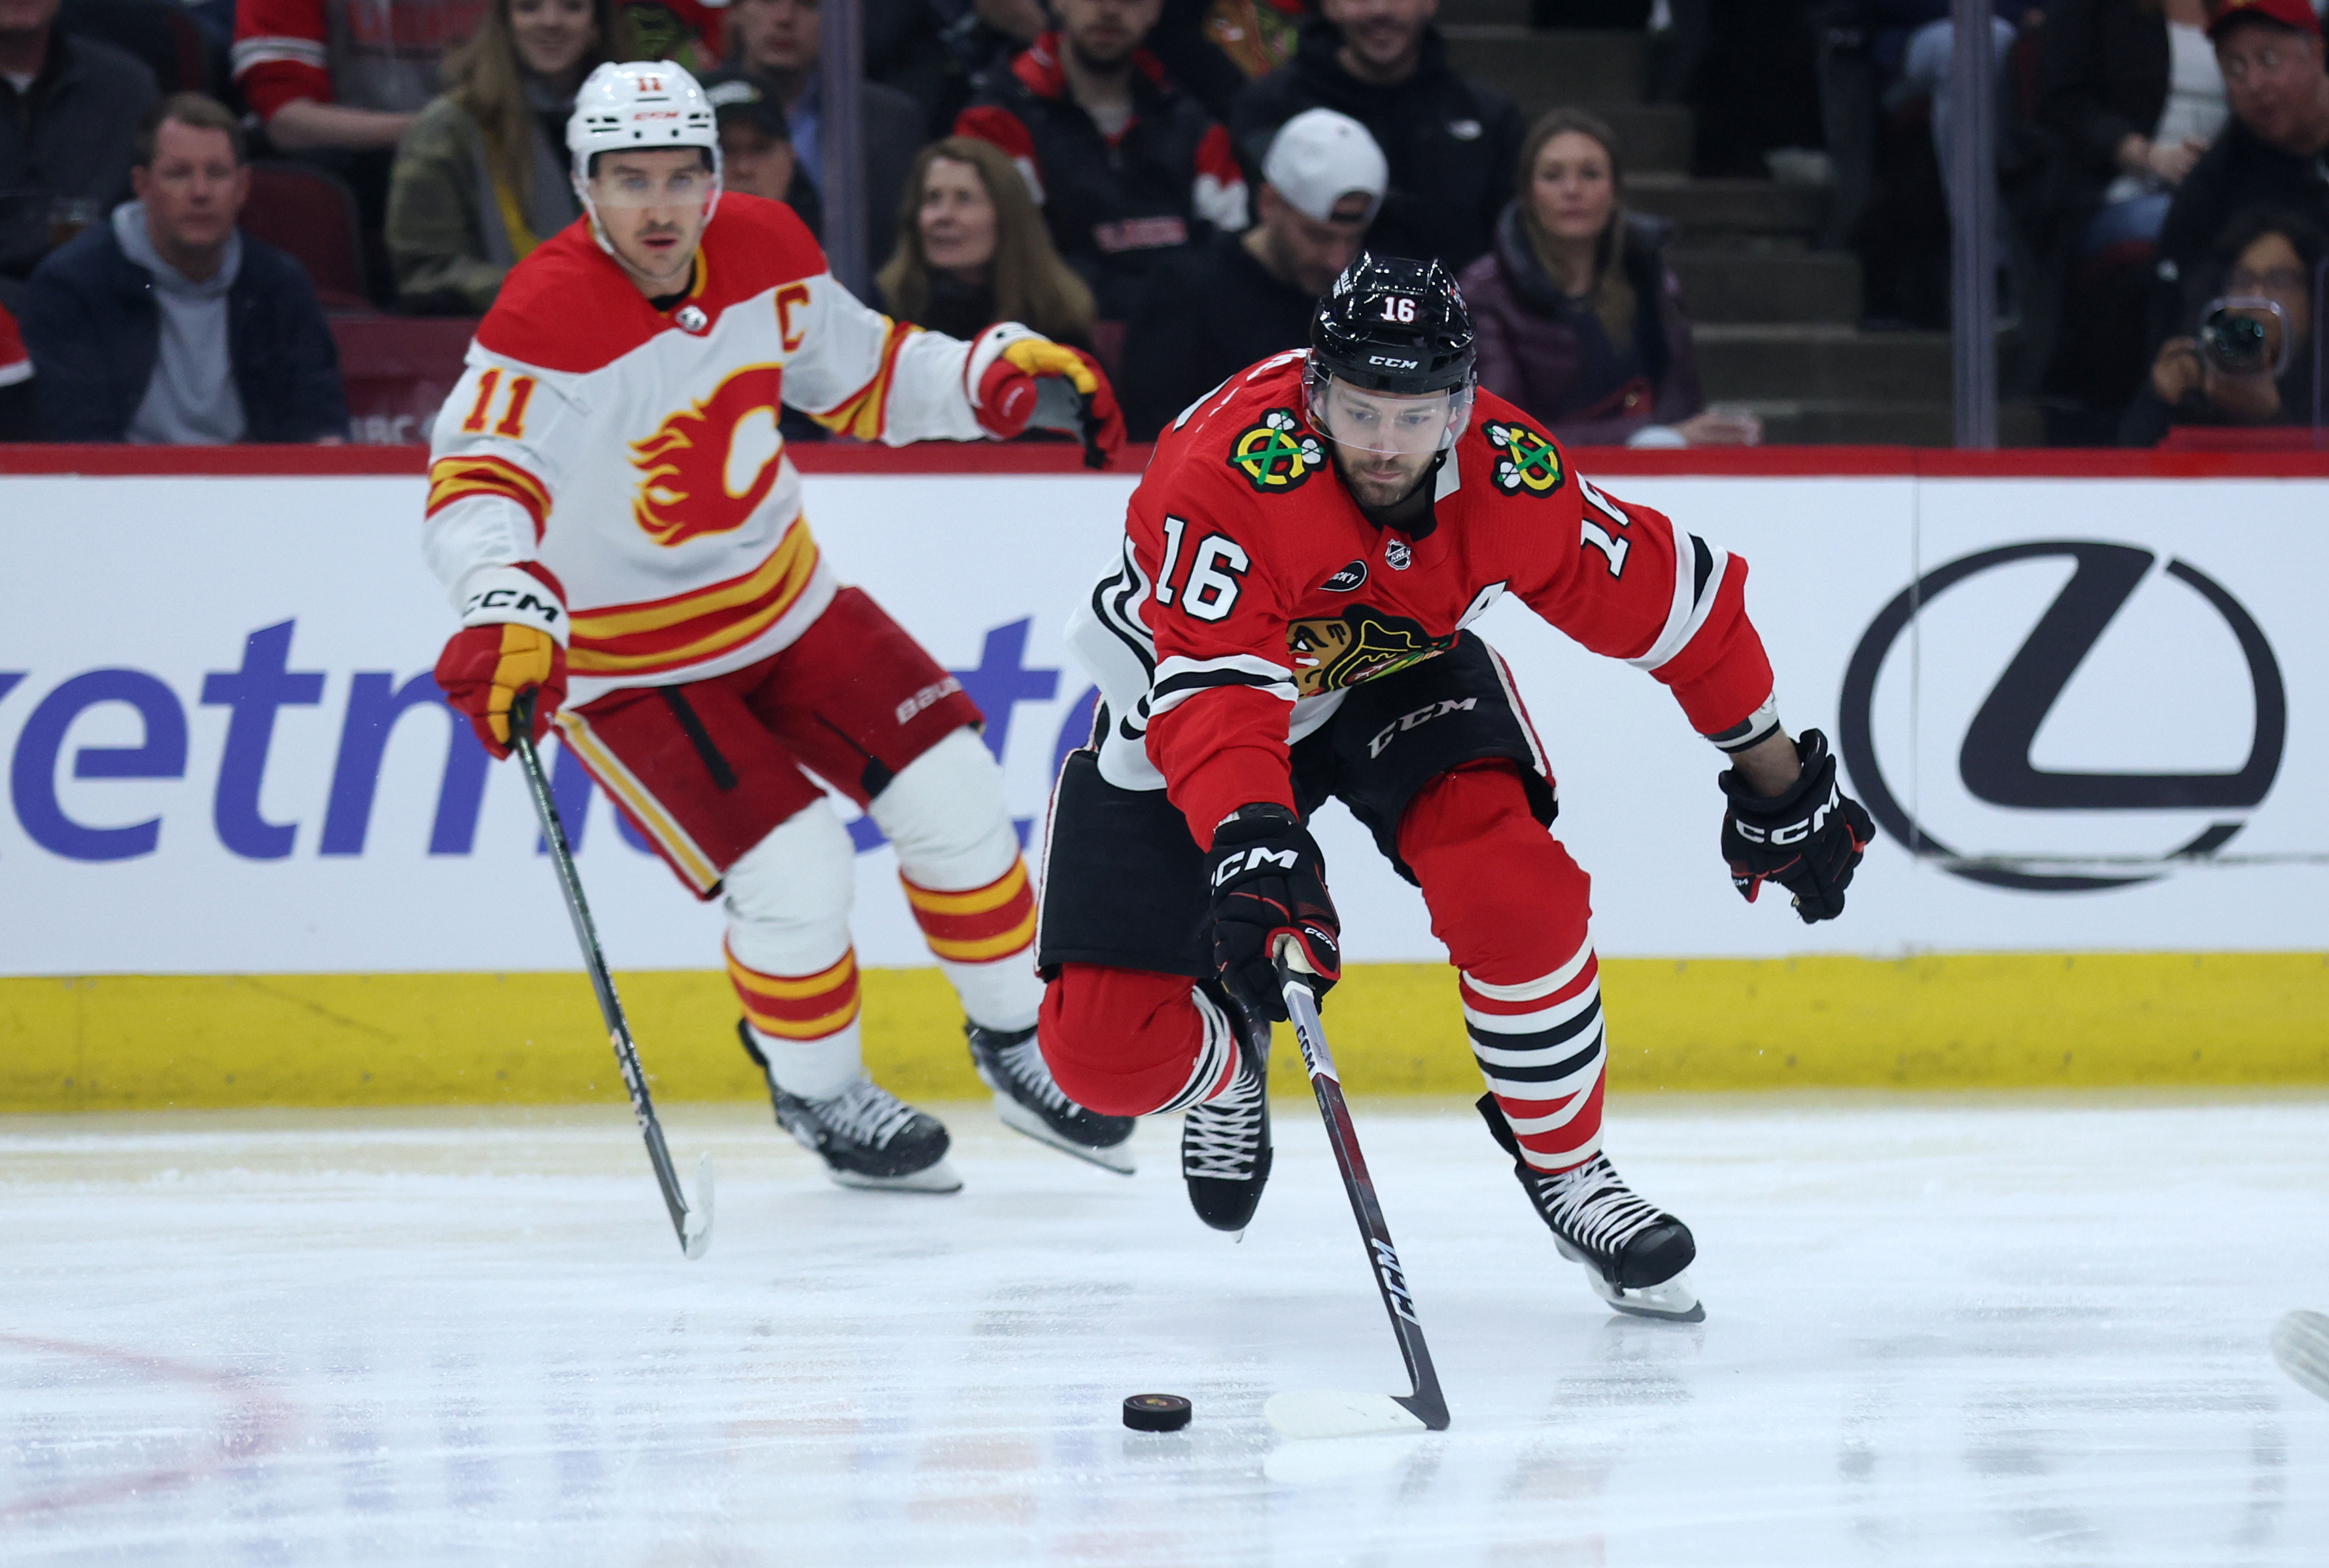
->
<box><xmin>510</xmin><ymin>691</ymin><xmax>713</xmax><ymax>1259</ymax></box>
<box><xmin>1277</xmin><ymin>963</ymin><xmax>1449</xmax><ymax>1431</ymax></box>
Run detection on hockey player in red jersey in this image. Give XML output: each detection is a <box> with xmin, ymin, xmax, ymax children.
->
<box><xmin>424</xmin><ymin>61</ymin><xmax>1135</xmax><ymax>1193</ymax></box>
<box><xmin>1036</xmin><ymin>255</ymin><xmax>1872</xmax><ymax>1320</ymax></box>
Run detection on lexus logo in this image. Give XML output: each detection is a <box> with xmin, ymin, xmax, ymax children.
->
<box><xmin>1837</xmin><ymin>541</ymin><xmax>2285</xmax><ymax>893</ymax></box>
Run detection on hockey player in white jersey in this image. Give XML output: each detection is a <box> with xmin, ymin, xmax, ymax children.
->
<box><xmin>423</xmin><ymin>61</ymin><xmax>1134</xmax><ymax>1191</ymax></box>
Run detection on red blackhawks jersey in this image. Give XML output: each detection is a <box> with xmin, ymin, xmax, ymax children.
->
<box><xmin>423</xmin><ymin>195</ymin><xmax>998</xmax><ymax>707</ymax></box>
<box><xmin>1065</xmin><ymin>352</ymin><xmax>1780</xmax><ymax>845</ymax></box>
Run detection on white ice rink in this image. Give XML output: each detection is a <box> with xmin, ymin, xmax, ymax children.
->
<box><xmin>3</xmin><ymin>1093</ymin><xmax>2324</xmax><ymax>1565</ymax></box>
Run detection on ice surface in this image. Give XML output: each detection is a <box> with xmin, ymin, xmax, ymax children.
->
<box><xmin>2</xmin><ymin>1094</ymin><xmax>2324</xmax><ymax>1565</ymax></box>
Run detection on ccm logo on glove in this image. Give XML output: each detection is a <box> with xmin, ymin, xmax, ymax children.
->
<box><xmin>1717</xmin><ymin>728</ymin><xmax>1874</xmax><ymax>925</ymax></box>
<box><xmin>1726</xmin><ymin>781</ymin><xmax>1840</xmax><ymax>847</ymax></box>
<box><xmin>1206</xmin><ymin>804</ymin><xmax>1342</xmax><ymax>1021</ymax></box>
<box><xmin>1213</xmin><ymin>845</ymin><xmax>1302</xmax><ymax>885</ymax></box>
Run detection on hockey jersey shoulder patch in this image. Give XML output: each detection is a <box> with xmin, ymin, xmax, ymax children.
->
<box><xmin>1226</xmin><ymin>407</ymin><xmax>1325</xmax><ymax>494</ymax></box>
<box><xmin>1481</xmin><ymin>418</ymin><xmax>1565</xmax><ymax>499</ymax></box>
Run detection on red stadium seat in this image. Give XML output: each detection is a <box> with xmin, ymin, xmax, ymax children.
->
<box><xmin>241</xmin><ymin>162</ymin><xmax>371</xmax><ymax>310</ymax></box>
<box><xmin>330</xmin><ymin>316</ymin><xmax>479</xmax><ymax>445</ymax></box>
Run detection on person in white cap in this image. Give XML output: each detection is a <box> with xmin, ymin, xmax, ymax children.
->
<box><xmin>422</xmin><ymin>61</ymin><xmax>1135</xmax><ymax>1196</ymax></box>
<box><xmin>1120</xmin><ymin>106</ymin><xmax>1387</xmax><ymax>438</ymax></box>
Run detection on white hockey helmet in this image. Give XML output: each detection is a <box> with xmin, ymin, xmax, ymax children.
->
<box><xmin>568</xmin><ymin>60</ymin><xmax>722</xmax><ymax>211</ymax></box>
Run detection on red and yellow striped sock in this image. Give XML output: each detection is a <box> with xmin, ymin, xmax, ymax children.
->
<box><xmin>901</xmin><ymin>858</ymin><xmax>1037</xmax><ymax>965</ymax></box>
<box><xmin>727</xmin><ymin>942</ymin><xmax>861</xmax><ymax>1042</ymax></box>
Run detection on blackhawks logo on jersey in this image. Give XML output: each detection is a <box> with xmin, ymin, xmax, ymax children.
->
<box><xmin>1228</xmin><ymin>408</ymin><xmax>1325</xmax><ymax>493</ymax></box>
<box><xmin>1286</xmin><ymin>605</ymin><xmax>1456</xmax><ymax>698</ymax></box>
<box><xmin>1484</xmin><ymin>420</ymin><xmax>1564</xmax><ymax>498</ymax></box>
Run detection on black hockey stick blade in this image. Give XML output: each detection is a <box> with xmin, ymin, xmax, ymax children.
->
<box><xmin>511</xmin><ymin>690</ymin><xmax>714</xmax><ymax>1260</ymax></box>
<box><xmin>1264</xmin><ymin>963</ymin><xmax>1450</xmax><ymax>1439</ymax></box>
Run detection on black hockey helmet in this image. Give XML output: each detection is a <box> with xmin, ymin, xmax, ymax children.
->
<box><xmin>1307</xmin><ymin>253</ymin><xmax>1476</xmax><ymax>396</ymax></box>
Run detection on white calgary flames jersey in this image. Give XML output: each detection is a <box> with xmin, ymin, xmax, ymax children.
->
<box><xmin>424</xmin><ymin>194</ymin><xmax>995</xmax><ymax>705</ymax></box>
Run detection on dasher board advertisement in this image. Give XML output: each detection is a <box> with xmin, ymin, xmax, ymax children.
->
<box><xmin>0</xmin><ymin>468</ymin><xmax>2319</xmax><ymax>974</ymax></box>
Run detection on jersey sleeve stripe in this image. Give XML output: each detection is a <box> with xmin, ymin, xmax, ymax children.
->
<box><xmin>806</xmin><ymin>317</ymin><xmax>919</xmax><ymax>440</ymax></box>
<box><xmin>1627</xmin><ymin>536</ymin><xmax>1731</xmax><ymax>675</ymax></box>
<box><xmin>426</xmin><ymin>455</ymin><xmax>550</xmax><ymax>537</ymax></box>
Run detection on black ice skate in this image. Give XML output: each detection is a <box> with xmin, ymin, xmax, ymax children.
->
<box><xmin>967</xmin><ymin>1023</ymin><xmax>1136</xmax><ymax>1174</ymax></box>
<box><xmin>1182</xmin><ymin>1004</ymin><xmax>1271</xmax><ymax>1234</ymax></box>
<box><xmin>738</xmin><ymin>1020</ymin><xmax>960</xmax><ymax>1192</ymax></box>
<box><xmin>1475</xmin><ymin>1094</ymin><xmax>1703</xmax><ymax>1322</ymax></box>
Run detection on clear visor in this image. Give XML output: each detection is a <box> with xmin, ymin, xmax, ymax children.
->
<box><xmin>1304</xmin><ymin>371</ymin><xmax>1474</xmax><ymax>457</ymax></box>
<box><xmin>587</xmin><ymin>160</ymin><xmax>720</xmax><ymax>211</ymax></box>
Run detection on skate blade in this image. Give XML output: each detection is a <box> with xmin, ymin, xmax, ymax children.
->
<box><xmin>1264</xmin><ymin>1390</ymin><xmax>1429</xmax><ymax>1440</ymax></box>
<box><xmin>829</xmin><ymin>1158</ymin><xmax>963</xmax><ymax>1193</ymax></box>
<box><xmin>1552</xmin><ymin>1236</ymin><xmax>1705</xmax><ymax>1321</ymax></box>
<box><xmin>1591</xmin><ymin>1269</ymin><xmax>1704</xmax><ymax>1323</ymax></box>
<box><xmin>2273</xmin><ymin>1310</ymin><xmax>2329</xmax><ymax>1403</ymax></box>
<box><xmin>992</xmin><ymin>1093</ymin><xmax>1135</xmax><ymax>1174</ymax></box>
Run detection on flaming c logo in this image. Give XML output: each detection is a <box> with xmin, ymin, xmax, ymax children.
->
<box><xmin>630</xmin><ymin>364</ymin><xmax>788</xmax><ymax>546</ymax></box>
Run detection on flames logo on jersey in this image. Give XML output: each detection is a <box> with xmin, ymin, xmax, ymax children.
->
<box><xmin>1228</xmin><ymin>407</ymin><xmax>1324</xmax><ymax>493</ymax></box>
<box><xmin>1484</xmin><ymin>420</ymin><xmax>1564</xmax><ymax>498</ymax></box>
<box><xmin>630</xmin><ymin>364</ymin><xmax>788</xmax><ymax>546</ymax></box>
<box><xmin>1286</xmin><ymin>605</ymin><xmax>1455</xmax><ymax>698</ymax></box>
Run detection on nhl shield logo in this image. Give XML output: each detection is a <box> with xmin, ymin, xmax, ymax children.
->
<box><xmin>1485</xmin><ymin>420</ymin><xmax>1563</xmax><ymax>497</ymax></box>
<box><xmin>1385</xmin><ymin>539</ymin><xmax>1413</xmax><ymax>570</ymax></box>
<box><xmin>674</xmin><ymin>304</ymin><xmax>711</xmax><ymax>335</ymax></box>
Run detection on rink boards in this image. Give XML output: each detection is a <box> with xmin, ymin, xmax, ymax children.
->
<box><xmin>0</xmin><ymin>448</ymin><xmax>2324</xmax><ymax>1106</ymax></box>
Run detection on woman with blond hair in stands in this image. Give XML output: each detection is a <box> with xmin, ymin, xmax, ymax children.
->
<box><xmin>876</xmin><ymin>137</ymin><xmax>1095</xmax><ymax>349</ymax></box>
<box><xmin>1460</xmin><ymin>108</ymin><xmax>1754</xmax><ymax>449</ymax></box>
<box><xmin>387</xmin><ymin>0</ymin><xmax>634</xmax><ymax>313</ymax></box>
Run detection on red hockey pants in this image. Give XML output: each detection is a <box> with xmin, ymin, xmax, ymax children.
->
<box><xmin>1039</xmin><ymin>760</ymin><xmax>1611</xmax><ymax>1172</ymax></box>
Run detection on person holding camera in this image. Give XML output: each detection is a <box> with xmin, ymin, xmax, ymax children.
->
<box><xmin>2122</xmin><ymin>204</ymin><xmax>2320</xmax><ymax>443</ymax></box>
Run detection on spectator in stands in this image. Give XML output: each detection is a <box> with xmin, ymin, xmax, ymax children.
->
<box><xmin>874</xmin><ymin>135</ymin><xmax>1095</xmax><ymax>345</ymax></box>
<box><xmin>1118</xmin><ymin>105</ymin><xmax>1381</xmax><ymax>438</ymax></box>
<box><xmin>235</xmin><ymin>0</ymin><xmax>488</xmax><ymax>258</ymax></box>
<box><xmin>233</xmin><ymin>0</ymin><xmax>485</xmax><ymax>154</ymax></box>
<box><xmin>0</xmin><ymin>294</ymin><xmax>35</xmax><ymax>437</ymax></box>
<box><xmin>956</xmin><ymin>0</ymin><xmax>1248</xmax><ymax>320</ymax></box>
<box><xmin>2124</xmin><ymin>203</ymin><xmax>2320</xmax><ymax>441</ymax></box>
<box><xmin>18</xmin><ymin>94</ymin><xmax>347</xmax><ymax>443</ymax></box>
<box><xmin>728</xmin><ymin>0</ymin><xmax>924</xmax><ymax>273</ymax></box>
<box><xmin>386</xmin><ymin>0</ymin><xmax>630</xmax><ymax>314</ymax></box>
<box><xmin>1459</xmin><ymin>109</ymin><xmax>1755</xmax><ymax>447</ymax></box>
<box><xmin>0</xmin><ymin>0</ymin><xmax>157</xmax><ymax>277</ymax></box>
<box><xmin>2151</xmin><ymin>0</ymin><xmax>2329</xmax><ymax>343</ymax></box>
<box><xmin>2028</xmin><ymin>0</ymin><xmax>2224</xmax><ymax>441</ymax></box>
<box><xmin>700</xmin><ymin>68</ymin><xmax>804</xmax><ymax>211</ymax></box>
<box><xmin>1147</xmin><ymin>0</ymin><xmax>1313</xmax><ymax>122</ymax></box>
<box><xmin>2043</xmin><ymin>0</ymin><xmax>2224</xmax><ymax>257</ymax></box>
<box><xmin>1228</xmin><ymin>0</ymin><xmax>1520</xmax><ymax>274</ymax></box>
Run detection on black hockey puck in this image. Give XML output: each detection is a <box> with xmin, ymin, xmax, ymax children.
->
<box><xmin>1122</xmin><ymin>1393</ymin><xmax>1192</xmax><ymax>1432</ymax></box>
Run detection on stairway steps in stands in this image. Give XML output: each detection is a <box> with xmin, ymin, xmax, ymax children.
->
<box><xmin>1439</xmin><ymin>26</ymin><xmax>1646</xmax><ymax>107</ymax></box>
<box><xmin>1668</xmin><ymin>248</ymin><xmax>1860</xmax><ymax>324</ymax></box>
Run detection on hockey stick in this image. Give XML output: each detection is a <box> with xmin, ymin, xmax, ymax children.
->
<box><xmin>1263</xmin><ymin>961</ymin><xmax>1450</xmax><ymax>1439</ymax></box>
<box><xmin>510</xmin><ymin>691</ymin><xmax>714</xmax><ymax>1260</ymax></box>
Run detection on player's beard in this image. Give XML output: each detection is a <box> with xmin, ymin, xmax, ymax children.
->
<box><xmin>1328</xmin><ymin>441</ymin><xmax>1436</xmax><ymax>512</ymax></box>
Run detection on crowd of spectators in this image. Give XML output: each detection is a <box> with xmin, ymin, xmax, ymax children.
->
<box><xmin>8</xmin><ymin>0</ymin><xmax>2327</xmax><ymax>448</ymax></box>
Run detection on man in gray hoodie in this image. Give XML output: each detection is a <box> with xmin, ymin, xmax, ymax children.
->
<box><xmin>19</xmin><ymin>92</ymin><xmax>347</xmax><ymax>443</ymax></box>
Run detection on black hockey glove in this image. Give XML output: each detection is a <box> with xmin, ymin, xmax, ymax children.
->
<box><xmin>1718</xmin><ymin>728</ymin><xmax>1874</xmax><ymax>925</ymax></box>
<box><xmin>1207</xmin><ymin>804</ymin><xmax>1341</xmax><ymax>1022</ymax></box>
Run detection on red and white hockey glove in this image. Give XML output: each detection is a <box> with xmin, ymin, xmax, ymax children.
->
<box><xmin>971</xmin><ymin>329</ymin><xmax>1126</xmax><ymax>469</ymax></box>
<box><xmin>1718</xmin><ymin>729</ymin><xmax>1874</xmax><ymax>924</ymax></box>
<box><xmin>434</xmin><ymin>564</ymin><xmax>569</xmax><ymax>759</ymax></box>
<box><xmin>1207</xmin><ymin>804</ymin><xmax>1341</xmax><ymax>1021</ymax></box>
